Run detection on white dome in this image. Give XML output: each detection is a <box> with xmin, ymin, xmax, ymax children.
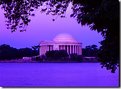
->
<box><xmin>53</xmin><ymin>33</ymin><xmax>77</xmax><ymax>43</ymax></box>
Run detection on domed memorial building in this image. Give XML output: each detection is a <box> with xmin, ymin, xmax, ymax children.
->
<box><xmin>39</xmin><ymin>33</ymin><xmax>82</xmax><ymax>56</ymax></box>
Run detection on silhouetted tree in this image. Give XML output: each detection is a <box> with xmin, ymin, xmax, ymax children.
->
<box><xmin>18</xmin><ymin>47</ymin><xmax>37</xmax><ymax>58</ymax></box>
<box><xmin>70</xmin><ymin>54</ymin><xmax>83</xmax><ymax>62</ymax></box>
<box><xmin>0</xmin><ymin>44</ymin><xmax>19</xmax><ymax>60</ymax></box>
<box><xmin>45</xmin><ymin>50</ymin><xmax>69</xmax><ymax>61</ymax></box>
<box><xmin>82</xmin><ymin>45</ymin><xmax>99</xmax><ymax>57</ymax></box>
<box><xmin>0</xmin><ymin>44</ymin><xmax>38</xmax><ymax>60</ymax></box>
<box><xmin>0</xmin><ymin>0</ymin><xmax>119</xmax><ymax>72</ymax></box>
<box><xmin>31</xmin><ymin>45</ymin><xmax>40</xmax><ymax>55</ymax></box>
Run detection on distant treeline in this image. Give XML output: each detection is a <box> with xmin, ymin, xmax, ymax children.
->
<box><xmin>82</xmin><ymin>45</ymin><xmax>99</xmax><ymax>57</ymax></box>
<box><xmin>0</xmin><ymin>44</ymin><xmax>99</xmax><ymax>61</ymax></box>
<box><xmin>0</xmin><ymin>44</ymin><xmax>39</xmax><ymax>60</ymax></box>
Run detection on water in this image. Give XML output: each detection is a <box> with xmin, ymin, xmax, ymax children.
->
<box><xmin>0</xmin><ymin>63</ymin><xmax>119</xmax><ymax>87</ymax></box>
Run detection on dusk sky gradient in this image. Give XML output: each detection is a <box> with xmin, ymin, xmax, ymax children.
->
<box><xmin>0</xmin><ymin>3</ymin><xmax>103</xmax><ymax>48</ymax></box>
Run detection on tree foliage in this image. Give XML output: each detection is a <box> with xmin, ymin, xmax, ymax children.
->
<box><xmin>0</xmin><ymin>0</ymin><xmax>44</xmax><ymax>32</ymax></box>
<box><xmin>45</xmin><ymin>50</ymin><xmax>82</xmax><ymax>62</ymax></box>
<box><xmin>0</xmin><ymin>44</ymin><xmax>39</xmax><ymax>60</ymax></box>
<box><xmin>70</xmin><ymin>54</ymin><xmax>83</xmax><ymax>62</ymax></box>
<box><xmin>45</xmin><ymin>50</ymin><xmax>68</xmax><ymax>59</ymax></box>
<box><xmin>0</xmin><ymin>0</ymin><xmax>119</xmax><ymax>72</ymax></box>
<box><xmin>0</xmin><ymin>44</ymin><xmax>19</xmax><ymax>59</ymax></box>
<box><xmin>18</xmin><ymin>47</ymin><xmax>38</xmax><ymax>58</ymax></box>
<box><xmin>82</xmin><ymin>45</ymin><xmax>99</xmax><ymax>57</ymax></box>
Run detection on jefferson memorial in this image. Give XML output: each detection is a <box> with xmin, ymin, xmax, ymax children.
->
<box><xmin>39</xmin><ymin>33</ymin><xmax>82</xmax><ymax>56</ymax></box>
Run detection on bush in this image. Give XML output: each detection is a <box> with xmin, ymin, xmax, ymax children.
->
<box><xmin>45</xmin><ymin>50</ymin><xmax>69</xmax><ymax>61</ymax></box>
<box><xmin>70</xmin><ymin>54</ymin><xmax>83</xmax><ymax>62</ymax></box>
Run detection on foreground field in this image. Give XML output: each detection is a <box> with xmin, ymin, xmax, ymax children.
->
<box><xmin>0</xmin><ymin>63</ymin><xmax>119</xmax><ymax>87</ymax></box>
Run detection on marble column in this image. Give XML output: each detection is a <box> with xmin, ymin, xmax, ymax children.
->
<box><xmin>75</xmin><ymin>45</ymin><xmax>77</xmax><ymax>54</ymax></box>
<box><xmin>73</xmin><ymin>45</ymin><xmax>75</xmax><ymax>54</ymax></box>
<box><xmin>79</xmin><ymin>46</ymin><xmax>82</xmax><ymax>55</ymax></box>
<box><xmin>78</xmin><ymin>45</ymin><xmax>79</xmax><ymax>54</ymax></box>
<box><xmin>61</xmin><ymin>45</ymin><xmax>63</xmax><ymax>50</ymax></box>
<box><xmin>48</xmin><ymin>45</ymin><xmax>50</xmax><ymax>51</ymax></box>
<box><xmin>39</xmin><ymin>46</ymin><xmax>41</xmax><ymax>55</ymax></box>
<box><xmin>68</xmin><ymin>45</ymin><xmax>70</xmax><ymax>54</ymax></box>
<box><xmin>76</xmin><ymin>45</ymin><xmax>78</xmax><ymax>54</ymax></box>
<box><xmin>69</xmin><ymin>45</ymin><xmax>71</xmax><ymax>54</ymax></box>
<box><xmin>51</xmin><ymin>45</ymin><xmax>53</xmax><ymax>51</ymax></box>
<box><xmin>73</xmin><ymin>45</ymin><xmax>74</xmax><ymax>54</ymax></box>
<box><xmin>59</xmin><ymin>45</ymin><xmax>61</xmax><ymax>50</ymax></box>
<box><xmin>67</xmin><ymin>45</ymin><xmax>69</xmax><ymax>54</ymax></box>
<box><xmin>70</xmin><ymin>45</ymin><xmax>73</xmax><ymax>54</ymax></box>
<box><xmin>63</xmin><ymin>45</ymin><xmax>65</xmax><ymax>50</ymax></box>
<box><xmin>65</xmin><ymin>45</ymin><xmax>67</xmax><ymax>52</ymax></box>
<box><xmin>47</xmin><ymin>45</ymin><xmax>49</xmax><ymax>52</ymax></box>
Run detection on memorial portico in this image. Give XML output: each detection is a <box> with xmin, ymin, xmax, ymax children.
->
<box><xmin>39</xmin><ymin>34</ymin><xmax>82</xmax><ymax>56</ymax></box>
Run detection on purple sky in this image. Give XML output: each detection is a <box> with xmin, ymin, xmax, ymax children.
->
<box><xmin>0</xmin><ymin>4</ymin><xmax>103</xmax><ymax>48</ymax></box>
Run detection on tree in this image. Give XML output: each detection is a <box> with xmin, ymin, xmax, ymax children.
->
<box><xmin>0</xmin><ymin>44</ymin><xmax>39</xmax><ymax>60</ymax></box>
<box><xmin>82</xmin><ymin>45</ymin><xmax>99</xmax><ymax>57</ymax></box>
<box><xmin>70</xmin><ymin>54</ymin><xmax>83</xmax><ymax>62</ymax></box>
<box><xmin>70</xmin><ymin>0</ymin><xmax>119</xmax><ymax>73</ymax></box>
<box><xmin>0</xmin><ymin>0</ymin><xmax>119</xmax><ymax>72</ymax></box>
<box><xmin>31</xmin><ymin>45</ymin><xmax>40</xmax><ymax>55</ymax></box>
<box><xmin>18</xmin><ymin>47</ymin><xmax>37</xmax><ymax>58</ymax></box>
<box><xmin>0</xmin><ymin>44</ymin><xmax>19</xmax><ymax>60</ymax></box>
<box><xmin>45</xmin><ymin>50</ymin><xmax>69</xmax><ymax>61</ymax></box>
